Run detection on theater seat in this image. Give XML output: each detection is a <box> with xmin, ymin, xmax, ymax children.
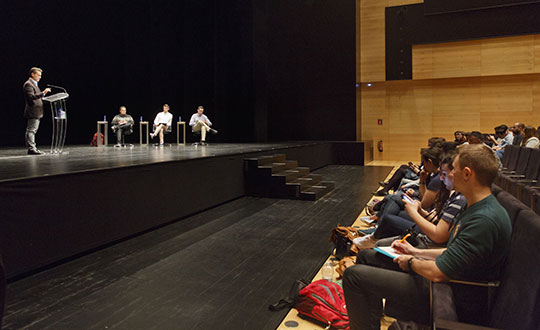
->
<box><xmin>0</xmin><ymin>254</ymin><xmax>5</xmax><ymax>329</ymax></box>
<box><xmin>495</xmin><ymin>147</ymin><xmax>531</xmax><ymax>190</ymax></box>
<box><xmin>505</xmin><ymin>148</ymin><xmax>540</xmax><ymax>202</ymax></box>
<box><xmin>433</xmin><ymin>209</ymin><xmax>540</xmax><ymax>330</ymax></box>
<box><xmin>491</xmin><ymin>184</ymin><xmax>503</xmax><ymax>197</ymax></box>
<box><xmin>496</xmin><ymin>190</ymin><xmax>528</xmax><ymax>226</ymax></box>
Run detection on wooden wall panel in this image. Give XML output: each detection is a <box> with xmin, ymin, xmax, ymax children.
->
<box><xmin>361</xmin><ymin>75</ymin><xmax>540</xmax><ymax>161</ymax></box>
<box><xmin>481</xmin><ymin>36</ymin><xmax>535</xmax><ymax>76</ymax></box>
<box><xmin>413</xmin><ymin>35</ymin><xmax>540</xmax><ymax>80</ymax></box>
<box><xmin>359</xmin><ymin>0</ymin><xmax>386</xmax><ymax>82</ymax></box>
<box><xmin>432</xmin><ymin>78</ymin><xmax>481</xmax><ymax>136</ymax></box>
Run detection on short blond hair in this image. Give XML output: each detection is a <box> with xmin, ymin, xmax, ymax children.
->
<box><xmin>29</xmin><ymin>67</ymin><xmax>43</xmax><ymax>76</ymax></box>
<box><xmin>456</xmin><ymin>144</ymin><xmax>499</xmax><ymax>187</ymax></box>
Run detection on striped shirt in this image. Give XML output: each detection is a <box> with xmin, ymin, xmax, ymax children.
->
<box><xmin>436</xmin><ymin>191</ymin><xmax>467</xmax><ymax>228</ymax></box>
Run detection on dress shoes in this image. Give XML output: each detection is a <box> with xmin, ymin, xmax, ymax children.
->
<box><xmin>28</xmin><ymin>149</ymin><xmax>43</xmax><ymax>155</ymax></box>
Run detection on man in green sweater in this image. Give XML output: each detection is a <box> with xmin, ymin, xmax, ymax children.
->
<box><xmin>343</xmin><ymin>144</ymin><xmax>512</xmax><ymax>329</ymax></box>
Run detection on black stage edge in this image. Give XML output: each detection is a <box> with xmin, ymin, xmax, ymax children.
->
<box><xmin>0</xmin><ymin>142</ymin><xmax>365</xmax><ymax>280</ymax></box>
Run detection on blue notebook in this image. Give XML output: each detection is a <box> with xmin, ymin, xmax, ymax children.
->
<box><xmin>374</xmin><ymin>246</ymin><xmax>401</xmax><ymax>259</ymax></box>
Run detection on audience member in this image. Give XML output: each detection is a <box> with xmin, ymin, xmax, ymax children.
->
<box><xmin>467</xmin><ymin>131</ymin><xmax>483</xmax><ymax>144</ymax></box>
<box><xmin>489</xmin><ymin>125</ymin><xmax>513</xmax><ymax>159</ymax></box>
<box><xmin>111</xmin><ymin>106</ymin><xmax>134</xmax><ymax>147</ymax></box>
<box><xmin>343</xmin><ymin>144</ymin><xmax>511</xmax><ymax>329</ymax></box>
<box><xmin>511</xmin><ymin>122</ymin><xmax>525</xmax><ymax>146</ymax></box>
<box><xmin>369</xmin><ymin>147</ymin><xmax>442</xmax><ymax>228</ymax></box>
<box><xmin>150</xmin><ymin>104</ymin><xmax>173</xmax><ymax>146</ymax></box>
<box><xmin>428</xmin><ymin>137</ymin><xmax>446</xmax><ymax>149</ymax></box>
<box><xmin>357</xmin><ymin>152</ymin><xmax>464</xmax><ymax>248</ymax></box>
<box><xmin>522</xmin><ymin>126</ymin><xmax>540</xmax><ymax>149</ymax></box>
<box><xmin>453</xmin><ymin>131</ymin><xmax>467</xmax><ymax>145</ymax></box>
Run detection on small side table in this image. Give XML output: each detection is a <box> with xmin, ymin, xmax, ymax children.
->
<box><xmin>140</xmin><ymin>121</ymin><xmax>149</xmax><ymax>145</ymax></box>
<box><xmin>96</xmin><ymin>121</ymin><xmax>108</xmax><ymax>146</ymax></box>
<box><xmin>177</xmin><ymin>121</ymin><xmax>186</xmax><ymax>145</ymax></box>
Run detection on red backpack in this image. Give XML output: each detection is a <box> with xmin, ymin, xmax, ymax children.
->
<box><xmin>90</xmin><ymin>133</ymin><xmax>104</xmax><ymax>147</ymax></box>
<box><xmin>295</xmin><ymin>279</ymin><xmax>349</xmax><ymax>329</ymax></box>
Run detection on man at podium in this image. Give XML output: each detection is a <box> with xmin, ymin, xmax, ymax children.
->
<box><xmin>23</xmin><ymin>67</ymin><xmax>51</xmax><ymax>155</ymax></box>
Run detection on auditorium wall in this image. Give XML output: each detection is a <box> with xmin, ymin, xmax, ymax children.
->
<box><xmin>357</xmin><ymin>0</ymin><xmax>540</xmax><ymax>161</ymax></box>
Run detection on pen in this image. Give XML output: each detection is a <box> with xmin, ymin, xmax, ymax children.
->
<box><xmin>399</xmin><ymin>233</ymin><xmax>411</xmax><ymax>243</ymax></box>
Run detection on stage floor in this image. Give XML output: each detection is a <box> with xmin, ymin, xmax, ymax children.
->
<box><xmin>3</xmin><ymin>165</ymin><xmax>392</xmax><ymax>330</ymax></box>
<box><xmin>0</xmin><ymin>142</ymin><xmax>322</xmax><ymax>182</ymax></box>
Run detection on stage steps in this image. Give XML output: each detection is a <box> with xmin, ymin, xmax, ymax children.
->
<box><xmin>244</xmin><ymin>154</ymin><xmax>335</xmax><ymax>201</ymax></box>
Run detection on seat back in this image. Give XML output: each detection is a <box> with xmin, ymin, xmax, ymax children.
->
<box><xmin>506</xmin><ymin>146</ymin><xmax>521</xmax><ymax>172</ymax></box>
<box><xmin>496</xmin><ymin>191</ymin><xmax>528</xmax><ymax>226</ymax></box>
<box><xmin>491</xmin><ymin>183</ymin><xmax>503</xmax><ymax>197</ymax></box>
<box><xmin>489</xmin><ymin>209</ymin><xmax>540</xmax><ymax>330</ymax></box>
<box><xmin>535</xmin><ymin>192</ymin><xmax>540</xmax><ymax>215</ymax></box>
<box><xmin>523</xmin><ymin>149</ymin><xmax>540</xmax><ymax>180</ymax></box>
<box><xmin>513</xmin><ymin>147</ymin><xmax>533</xmax><ymax>176</ymax></box>
<box><xmin>501</xmin><ymin>144</ymin><xmax>514</xmax><ymax>169</ymax></box>
<box><xmin>0</xmin><ymin>254</ymin><xmax>5</xmax><ymax>329</ymax></box>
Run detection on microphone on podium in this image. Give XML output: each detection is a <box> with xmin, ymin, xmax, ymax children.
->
<box><xmin>46</xmin><ymin>84</ymin><xmax>67</xmax><ymax>93</ymax></box>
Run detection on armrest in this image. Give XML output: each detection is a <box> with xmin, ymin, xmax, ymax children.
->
<box><xmin>499</xmin><ymin>170</ymin><xmax>515</xmax><ymax>174</ymax></box>
<box><xmin>448</xmin><ymin>279</ymin><xmax>500</xmax><ymax>287</ymax></box>
<box><xmin>515</xmin><ymin>179</ymin><xmax>537</xmax><ymax>184</ymax></box>
<box><xmin>505</xmin><ymin>174</ymin><xmax>525</xmax><ymax>178</ymax></box>
<box><xmin>435</xmin><ymin>318</ymin><xmax>501</xmax><ymax>330</ymax></box>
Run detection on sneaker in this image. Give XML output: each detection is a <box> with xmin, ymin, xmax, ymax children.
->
<box><xmin>359</xmin><ymin>216</ymin><xmax>376</xmax><ymax>225</ymax></box>
<box><xmin>352</xmin><ymin>235</ymin><xmax>376</xmax><ymax>249</ymax></box>
<box><xmin>210</xmin><ymin>129</ymin><xmax>218</xmax><ymax>135</ymax></box>
<box><xmin>114</xmin><ymin>143</ymin><xmax>122</xmax><ymax>148</ymax></box>
<box><xmin>159</xmin><ymin>143</ymin><xmax>164</xmax><ymax>147</ymax></box>
<box><xmin>359</xmin><ymin>227</ymin><xmax>377</xmax><ymax>235</ymax></box>
<box><xmin>200</xmin><ymin>141</ymin><xmax>207</xmax><ymax>146</ymax></box>
<box><xmin>150</xmin><ymin>132</ymin><xmax>155</xmax><ymax>139</ymax></box>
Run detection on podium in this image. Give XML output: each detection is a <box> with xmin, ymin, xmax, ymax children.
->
<box><xmin>43</xmin><ymin>92</ymin><xmax>69</xmax><ymax>154</ymax></box>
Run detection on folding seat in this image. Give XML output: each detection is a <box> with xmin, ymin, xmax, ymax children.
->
<box><xmin>504</xmin><ymin>148</ymin><xmax>540</xmax><ymax>201</ymax></box>
<box><xmin>494</xmin><ymin>146</ymin><xmax>521</xmax><ymax>187</ymax></box>
<box><xmin>500</xmin><ymin>144</ymin><xmax>514</xmax><ymax>169</ymax></box>
<box><xmin>495</xmin><ymin>147</ymin><xmax>530</xmax><ymax>190</ymax></box>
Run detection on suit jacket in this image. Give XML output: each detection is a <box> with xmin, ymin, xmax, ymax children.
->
<box><xmin>23</xmin><ymin>78</ymin><xmax>45</xmax><ymax>119</ymax></box>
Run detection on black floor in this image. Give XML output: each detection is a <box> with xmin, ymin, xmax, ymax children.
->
<box><xmin>0</xmin><ymin>143</ymin><xmax>320</xmax><ymax>182</ymax></box>
<box><xmin>3</xmin><ymin>165</ymin><xmax>391</xmax><ymax>330</ymax></box>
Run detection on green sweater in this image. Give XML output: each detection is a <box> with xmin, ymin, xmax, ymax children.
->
<box><xmin>436</xmin><ymin>194</ymin><xmax>512</xmax><ymax>282</ymax></box>
<box><xmin>435</xmin><ymin>194</ymin><xmax>512</xmax><ymax>323</ymax></box>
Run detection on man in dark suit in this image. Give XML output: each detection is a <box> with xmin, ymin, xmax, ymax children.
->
<box><xmin>23</xmin><ymin>67</ymin><xmax>51</xmax><ymax>154</ymax></box>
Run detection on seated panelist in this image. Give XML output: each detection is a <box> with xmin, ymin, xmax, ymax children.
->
<box><xmin>111</xmin><ymin>106</ymin><xmax>134</xmax><ymax>147</ymax></box>
<box><xmin>189</xmin><ymin>106</ymin><xmax>218</xmax><ymax>146</ymax></box>
<box><xmin>150</xmin><ymin>104</ymin><xmax>173</xmax><ymax>146</ymax></box>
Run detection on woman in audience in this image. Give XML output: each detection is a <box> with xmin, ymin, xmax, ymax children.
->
<box><xmin>366</xmin><ymin>147</ymin><xmax>443</xmax><ymax>228</ymax></box>
<box><xmin>374</xmin><ymin>137</ymin><xmax>446</xmax><ymax>197</ymax></box>
<box><xmin>355</xmin><ymin>152</ymin><xmax>466</xmax><ymax>248</ymax></box>
<box><xmin>521</xmin><ymin>126</ymin><xmax>540</xmax><ymax>149</ymax></box>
